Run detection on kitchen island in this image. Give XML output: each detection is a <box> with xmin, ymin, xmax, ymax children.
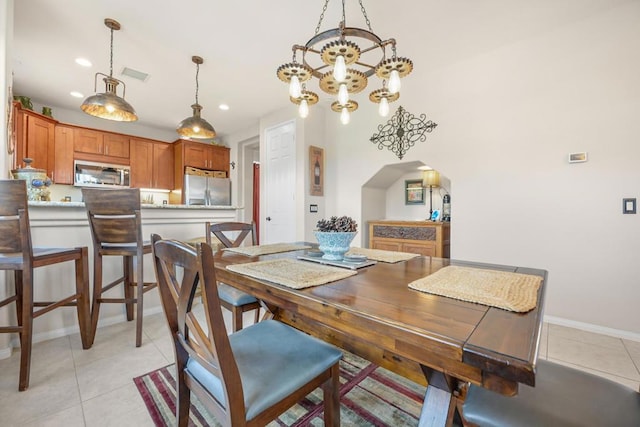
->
<box><xmin>0</xmin><ymin>202</ymin><xmax>240</xmax><ymax>359</ymax></box>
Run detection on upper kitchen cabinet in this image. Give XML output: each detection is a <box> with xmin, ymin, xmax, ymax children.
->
<box><xmin>73</xmin><ymin>127</ymin><xmax>130</xmax><ymax>164</ymax></box>
<box><xmin>13</xmin><ymin>104</ymin><xmax>56</xmax><ymax>176</ymax></box>
<box><xmin>176</xmin><ymin>139</ymin><xmax>230</xmax><ymax>172</ymax></box>
<box><xmin>53</xmin><ymin>125</ymin><xmax>74</xmax><ymax>184</ymax></box>
<box><xmin>130</xmin><ymin>138</ymin><xmax>174</xmax><ymax>190</ymax></box>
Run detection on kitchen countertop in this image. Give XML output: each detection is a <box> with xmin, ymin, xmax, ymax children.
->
<box><xmin>28</xmin><ymin>201</ymin><xmax>240</xmax><ymax>210</ymax></box>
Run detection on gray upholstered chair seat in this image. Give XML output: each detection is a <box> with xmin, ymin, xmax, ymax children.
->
<box><xmin>217</xmin><ymin>282</ymin><xmax>258</xmax><ymax>307</ymax></box>
<box><xmin>186</xmin><ymin>319</ymin><xmax>342</xmax><ymax>421</ymax></box>
<box><xmin>462</xmin><ymin>359</ymin><xmax>640</xmax><ymax>427</ymax></box>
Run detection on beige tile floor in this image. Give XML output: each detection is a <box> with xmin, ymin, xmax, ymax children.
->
<box><xmin>0</xmin><ymin>309</ymin><xmax>638</xmax><ymax>426</ymax></box>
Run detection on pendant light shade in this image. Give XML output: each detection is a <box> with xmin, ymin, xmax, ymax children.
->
<box><xmin>81</xmin><ymin>18</ymin><xmax>138</xmax><ymax>122</ymax></box>
<box><xmin>176</xmin><ymin>56</ymin><xmax>216</xmax><ymax>139</ymax></box>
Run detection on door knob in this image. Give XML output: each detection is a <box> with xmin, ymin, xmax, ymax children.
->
<box><xmin>266</xmin><ymin>216</ymin><xmax>271</xmax><ymax>221</ymax></box>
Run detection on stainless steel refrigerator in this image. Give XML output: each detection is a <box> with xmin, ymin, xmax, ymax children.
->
<box><xmin>183</xmin><ymin>175</ymin><xmax>231</xmax><ymax>206</ymax></box>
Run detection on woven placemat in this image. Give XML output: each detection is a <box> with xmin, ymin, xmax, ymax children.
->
<box><xmin>226</xmin><ymin>258</ymin><xmax>356</xmax><ymax>289</ymax></box>
<box><xmin>408</xmin><ymin>265</ymin><xmax>542</xmax><ymax>312</ymax></box>
<box><xmin>222</xmin><ymin>243</ymin><xmax>311</xmax><ymax>257</ymax></box>
<box><xmin>346</xmin><ymin>247</ymin><xmax>420</xmax><ymax>263</ymax></box>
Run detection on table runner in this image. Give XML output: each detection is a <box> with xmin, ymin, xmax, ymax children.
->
<box><xmin>222</xmin><ymin>243</ymin><xmax>311</xmax><ymax>257</ymax></box>
<box><xmin>226</xmin><ymin>258</ymin><xmax>356</xmax><ymax>289</ymax></box>
<box><xmin>346</xmin><ymin>247</ymin><xmax>420</xmax><ymax>263</ymax></box>
<box><xmin>408</xmin><ymin>265</ymin><xmax>542</xmax><ymax>312</ymax></box>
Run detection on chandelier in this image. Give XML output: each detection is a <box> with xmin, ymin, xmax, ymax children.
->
<box><xmin>277</xmin><ymin>0</ymin><xmax>413</xmax><ymax>124</ymax></box>
<box><xmin>81</xmin><ymin>18</ymin><xmax>138</xmax><ymax>122</ymax></box>
<box><xmin>176</xmin><ymin>56</ymin><xmax>216</xmax><ymax>139</ymax></box>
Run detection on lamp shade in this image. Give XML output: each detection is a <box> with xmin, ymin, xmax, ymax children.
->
<box><xmin>176</xmin><ymin>103</ymin><xmax>216</xmax><ymax>139</ymax></box>
<box><xmin>80</xmin><ymin>78</ymin><xmax>138</xmax><ymax>122</ymax></box>
<box><xmin>422</xmin><ymin>169</ymin><xmax>440</xmax><ymax>187</ymax></box>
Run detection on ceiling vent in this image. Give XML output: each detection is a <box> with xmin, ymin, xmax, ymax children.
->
<box><xmin>120</xmin><ymin>67</ymin><xmax>150</xmax><ymax>82</ymax></box>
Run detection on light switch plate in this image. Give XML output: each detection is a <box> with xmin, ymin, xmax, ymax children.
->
<box><xmin>623</xmin><ymin>198</ymin><xmax>636</xmax><ymax>214</ymax></box>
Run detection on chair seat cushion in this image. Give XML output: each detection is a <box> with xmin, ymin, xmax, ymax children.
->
<box><xmin>186</xmin><ymin>319</ymin><xmax>342</xmax><ymax>421</ymax></box>
<box><xmin>462</xmin><ymin>359</ymin><xmax>640</xmax><ymax>427</ymax></box>
<box><xmin>217</xmin><ymin>282</ymin><xmax>258</xmax><ymax>306</ymax></box>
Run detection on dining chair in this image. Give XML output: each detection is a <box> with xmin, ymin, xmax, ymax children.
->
<box><xmin>151</xmin><ymin>235</ymin><xmax>342</xmax><ymax>426</ymax></box>
<box><xmin>460</xmin><ymin>359</ymin><xmax>640</xmax><ymax>426</ymax></box>
<box><xmin>205</xmin><ymin>221</ymin><xmax>261</xmax><ymax>332</ymax></box>
<box><xmin>0</xmin><ymin>180</ymin><xmax>91</xmax><ymax>391</ymax></box>
<box><xmin>82</xmin><ymin>187</ymin><xmax>157</xmax><ymax>347</ymax></box>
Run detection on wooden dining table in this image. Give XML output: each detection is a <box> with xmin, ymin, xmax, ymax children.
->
<box><xmin>213</xmin><ymin>245</ymin><xmax>547</xmax><ymax>426</ymax></box>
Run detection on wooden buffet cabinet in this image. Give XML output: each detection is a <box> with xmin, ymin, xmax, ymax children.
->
<box><xmin>11</xmin><ymin>102</ymin><xmax>229</xmax><ymax>196</ymax></box>
<box><xmin>368</xmin><ymin>220</ymin><xmax>450</xmax><ymax>258</ymax></box>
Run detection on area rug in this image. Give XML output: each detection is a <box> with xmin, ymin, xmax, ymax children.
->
<box><xmin>134</xmin><ymin>350</ymin><xmax>426</xmax><ymax>426</ymax></box>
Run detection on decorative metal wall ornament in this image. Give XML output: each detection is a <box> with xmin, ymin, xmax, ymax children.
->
<box><xmin>370</xmin><ymin>106</ymin><xmax>437</xmax><ymax>159</ymax></box>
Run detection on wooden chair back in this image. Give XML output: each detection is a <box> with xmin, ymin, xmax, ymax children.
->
<box><xmin>151</xmin><ymin>235</ymin><xmax>244</xmax><ymax>424</ymax></box>
<box><xmin>82</xmin><ymin>188</ymin><xmax>143</xmax><ymax>247</ymax></box>
<box><xmin>206</xmin><ymin>222</ymin><xmax>257</xmax><ymax>249</ymax></box>
<box><xmin>0</xmin><ymin>180</ymin><xmax>31</xmax><ymax>264</ymax></box>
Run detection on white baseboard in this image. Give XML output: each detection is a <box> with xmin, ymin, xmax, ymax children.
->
<box><xmin>0</xmin><ymin>306</ymin><xmax>165</xmax><ymax>359</ymax></box>
<box><xmin>545</xmin><ymin>315</ymin><xmax>640</xmax><ymax>342</ymax></box>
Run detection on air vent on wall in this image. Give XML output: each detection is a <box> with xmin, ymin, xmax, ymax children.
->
<box><xmin>121</xmin><ymin>67</ymin><xmax>150</xmax><ymax>82</ymax></box>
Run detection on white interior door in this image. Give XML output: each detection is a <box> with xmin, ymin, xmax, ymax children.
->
<box><xmin>263</xmin><ymin>121</ymin><xmax>296</xmax><ymax>244</ymax></box>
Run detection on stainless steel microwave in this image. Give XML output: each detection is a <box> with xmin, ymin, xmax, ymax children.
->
<box><xmin>74</xmin><ymin>160</ymin><xmax>130</xmax><ymax>188</ymax></box>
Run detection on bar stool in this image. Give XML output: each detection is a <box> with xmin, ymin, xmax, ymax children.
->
<box><xmin>82</xmin><ymin>188</ymin><xmax>157</xmax><ymax>347</ymax></box>
<box><xmin>206</xmin><ymin>221</ymin><xmax>261</xmax><ymax>332</ymax></box>
<box><xmin>0</xmin><ymin>180</ymin><xmax>91</xmax><ymax>391</ymax></box>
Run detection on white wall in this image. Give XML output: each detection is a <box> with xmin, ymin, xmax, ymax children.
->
<box><xmin>322</xmin><ymin>1</ymin><xmax>640</xmax><ymax>336</ymax></box>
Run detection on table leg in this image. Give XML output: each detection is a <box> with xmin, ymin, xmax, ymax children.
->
<box><xmin>418</xmin><ymin>366</ymin><xmax>461</xmax><ymax>427</ymax></box>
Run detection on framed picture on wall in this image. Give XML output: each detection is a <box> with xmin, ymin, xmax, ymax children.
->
<box><xmin>405</xmin><ymin>179</ymin><xmax>425</xmax><ymax>205</ymax></box>
<box><xmin>310</xmin><ymin>146</ymin><xmax>324</xmax><ymax>196</ymax></box>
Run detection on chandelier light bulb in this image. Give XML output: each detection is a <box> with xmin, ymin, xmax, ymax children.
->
<box><xmin>299</xmin><ymin>99</ymin><xmax>309</xmax><ymax>118</ymax></box>
<box><xmin>388</xmin><ymin>70</ymin><xmax>401</xmax><ymax>94</ymax></box>
<box><xmin>193</xmin><ymin>125</ymin><xmax>200</xmax><ymax>133</ymax></box>
<box><xmin>340</xmin><ymin>107</ymin><xmax>350</xmax><ymax>125</ymax></box>
<box><xmin>289</xmin><ymin>75</ymin><xmax>302</xmax><ymax>98</ymax></box>
<box><xmin>333</xmin><ymin>55</ymin><xmax>347</xmax><ymax>82</ymax></box>
<box><xmin>378</xmin><ymin>96</ymin><xmax>390</xmax><ymax>117</ymax></box>
<box><xmin>106</xmin><ymin>104</ymin><xmax>115</xmax><ymax>113</ymax></box>
<box><xmin>338</xmin><ymin>83</ymin><xmax>349</xmax><ymax>105</ymax></box>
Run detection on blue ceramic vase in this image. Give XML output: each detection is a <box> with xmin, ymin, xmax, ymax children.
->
<box><xmin>314</xmin><ymin>231</ymin><xmax>357</xmax><ymax>261</ymax></box>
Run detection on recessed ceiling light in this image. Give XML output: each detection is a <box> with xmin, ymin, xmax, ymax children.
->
<box><xmin>70</xmin><ymin>91</ymin><xmax>84</xmax><ymax>98</ymax></box>
<box><xmin>75</xmin><ymin>58</ymin><xmax>92</xmax><ymax>67</ymax></box>
<box><xmin>218</xmin><ymin>104</ymin><xmax>229</xmax><ymax>111</ymax></box>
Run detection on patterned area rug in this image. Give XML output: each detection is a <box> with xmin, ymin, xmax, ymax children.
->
<box><xmin>134</xmin><ymin>351</ymin><xmax>426</xmax><ymax>426</ymax></box>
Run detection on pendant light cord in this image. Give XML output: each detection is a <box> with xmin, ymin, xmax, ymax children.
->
<box><xmin>109</xmin><ymin>27</ymin><xmax>114</xmax><ymax>77</ymax></box>
<box><xmin>195</xmin><ymin>62</ymin><xmax>200</xmax><ymax>104</ymax></box>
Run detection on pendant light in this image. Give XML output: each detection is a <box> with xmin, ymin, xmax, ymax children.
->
<box><xmin>176</xmin><ymin>56</ymin><xmax>216</xmax><ymax>139</ymax></box>
<box><xmin>81</xmin><ymin>18</ymin><xmax>138</xmax><ymax>122</ymax></box>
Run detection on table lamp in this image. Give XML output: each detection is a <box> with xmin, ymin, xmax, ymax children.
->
<box><xmin>422</xmin><ymin>169</ymin><xmax>440</xmax><ymax>220</ymax></box>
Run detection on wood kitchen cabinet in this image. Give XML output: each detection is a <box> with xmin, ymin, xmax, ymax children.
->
<box><xmin>13</xmin><ymin>106</ymin><xmax>56</xmax><ymax>176</ymax></box>
<box><xmin>179</xmin><ymin>139</ymin><xmax>229</xmax><ymax>171</ymax></box>
<box><xmin>73</xmin><ymin>127</ymin><xmax>130</xmax><ymax>163</ymax></box>
<box><xmin>130</xmin><ymin>138</ymin><xmax>174</xmax><ymax>190</ymax></box>
<box><xmin>53</xmin><ymin>125</ymin><xmax>74</xmax><ymax>184</ymax></box>
<box><xmin>368</xmin><ymin>220</ymin><xmax>450</xmax><ymax>258</ymax></box>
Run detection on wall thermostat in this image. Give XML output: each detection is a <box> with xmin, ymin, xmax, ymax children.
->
<box><xmin>568</xmin><ymin>152</ymin><xmax>588</xmax><ymax>163</ymax></box>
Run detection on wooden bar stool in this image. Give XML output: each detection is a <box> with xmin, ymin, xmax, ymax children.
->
<box><xmin>82</xmin><ymin>188</ymin><xmax>157</xmax><ymax>347</ymax></box>
<box><xmin>0</xmin><ymin>180</ymin><xmax>91</xmax><ymax>391</ymax></box>
<box><xmin>206</xmin><ymin>221</ymin><xmax>261</xmax><ymax>332</ymax></box>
